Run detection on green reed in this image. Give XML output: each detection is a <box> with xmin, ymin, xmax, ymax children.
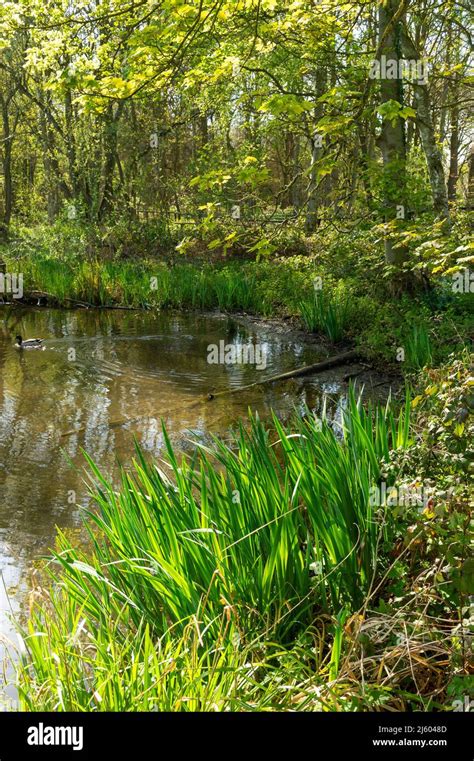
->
<box><xmin>14</xmin><ymin>388</ymin><xmax>412</xmax><ymax>710</ymax></box>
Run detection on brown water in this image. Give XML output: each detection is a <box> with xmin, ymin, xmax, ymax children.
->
<box><xmin>0</xmin><ymin>307</ymin><xmax>394</xmax><ymax>704</ymax></box>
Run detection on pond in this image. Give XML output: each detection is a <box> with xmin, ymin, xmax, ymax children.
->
<box><xmin>0</xmin><ymin>307</ymin><xmax>395</xmax><ymax>704</ymax></box>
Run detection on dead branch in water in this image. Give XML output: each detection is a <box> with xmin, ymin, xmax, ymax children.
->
<box><xmin>60</xmin><ymin>350</ymin><xmax>361</xmax><ymax>437</ymax></box>
<box><xmin>7</xmin><ymin>291</ymin><xmax>145</xmax><ymax>310</ymax></box>
<box><xmin>206</xmin><ymin>349</ymin><xmax>361</xmax><ymax>400</ymax></box>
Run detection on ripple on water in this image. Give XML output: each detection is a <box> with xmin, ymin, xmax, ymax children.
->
<box><xmin>0</xmin><ymin>307</ymin><xmax>397</xmax><ymax>674</ymax></box>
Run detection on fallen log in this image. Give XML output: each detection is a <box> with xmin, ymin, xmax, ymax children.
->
<box><xmin>60</xmin><ymin>349</ymin><xmax>362</xmax><ymax>437</ymax></box>
<box><xmin>206</xmin><ymin>349</ymin><xmax>361</xmax><ymax>400</ymax></box>
<box><xmin>16</xmin><ymin>291</ymin><xmax>145</xmax><ymax>310</ymax></box>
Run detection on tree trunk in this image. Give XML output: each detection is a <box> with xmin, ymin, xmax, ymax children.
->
<box><xmin>376</xmin><ymin>0</ymin><xmax>409</xmax><ymax>268</ymax></box>
<box><xmin>305</xmin><ymin>69</ymin><xmax>327</xmax><ymax>233</ymax></box>
<box><xmin>64</xmin><ymin>88</ymin><xmax>80</xmax><ymax>204</ymax></box>
<box><xmin>447</xmin><ymin>80</ymin><xmax>459</xmax><ymax>201</ymax></box>
<box><xmin>37</xmin><ymin>88</ymin><xmax>72</xmax><ymax>221</ymax></box>
<box><xmin>358</xmin><ymin>127</ymin><xmax>374</xmax><ymax>206</ymax></box>
<box><xmin>206</xmin><ymin>350</ymin><xmax>361</xmax><ymax>400</ymax></box>
<box><xmin>400</xmin><ymin>28</ymin><xmax>450</xmax><ymax>219</ymax></box>
<box><xmin>290</xmin><ymin>134</ymin><xmax>301</xmax><ymax>208</ymax></box>
<box><xmin>0</xmin><ymin>95</ymin><xmax>13</xmax><ymax>228</ymax></box>
<box><xmin>39</xmin><ymin>107</ymin><xmax>60</xmax><ymax>222</ymax></box>
<box><xmin>412</xmin><ymin>81</ymin><xmax>450</xmax><ymax>218</ymax></box>
<box><xmin>467</xmin><ymin>143</ymin><xmax>474</xmax><ymax>211</ymax></box>
<box><xmin>98</xmin><ymin>101</ymin><xmax>124</xmax><ymax>220</ymax></box>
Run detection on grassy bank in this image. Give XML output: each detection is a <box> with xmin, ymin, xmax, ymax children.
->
<box><xmin>3</xmin><ymin>218</ymin><xmax>472</xmax><ymax>711</ymax></box>
<box><xmin>1</xmin><ymin>219</ymin><xmax>472</xmax><ymax>369</ymax></box>
<box><xmin>15</xmin><ymin>365</ymin><xmax>472</xmax><ymax>712</ymax></box>
<box><xmin>2</xmin><ymin>0</ymin><xmax>472</xmax><ymax>718</ymax></box>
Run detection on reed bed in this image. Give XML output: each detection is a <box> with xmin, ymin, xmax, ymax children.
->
<box><xmin>405</xmin><ymin>324</ymin><xmax>433</xmax><ymax>370</ymax></box>
<box><xmin>5</xmin><ymin>256</ymin><xmax>295</xmax><ymax>314</ymax></box>
<box><xmin>299</xmin><ymin>292</ymin><xmax>350</xmax><ymax>342</ymax></box>
<box><xmin>14</xmin><ymin>389</ymin><xmax>420</xmax><ymax>711</ymax></box>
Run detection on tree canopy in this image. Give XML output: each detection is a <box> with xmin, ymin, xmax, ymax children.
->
<box><xmin>0</xmin><ymin>1</ymin><xmax>472</xmax><ymax>268</ymax></box>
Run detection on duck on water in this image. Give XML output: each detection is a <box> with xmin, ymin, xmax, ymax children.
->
<box><xmin>14</xmin><ymin>335</ymin><xmax>44</xmax><ymax>349</ymax></box>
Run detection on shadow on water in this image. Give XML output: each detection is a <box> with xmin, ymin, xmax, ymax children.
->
<box><xmin>0</xmin><ymin>307</ymin><xmax>398</xmax><ymax>702</ymax></box>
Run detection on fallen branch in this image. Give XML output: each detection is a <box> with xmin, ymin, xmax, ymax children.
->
<box><xmin>60</xmin><ymin>349</ymin><xmax>362</xmax><ymax>438</ymax></box>
<box><xmin>18</xmin><ymin>291</ymin><xmax>145</xmax><ymax>310</ymax></box>
<box><xmin>206</xmin><ymin>350</ymin><xmax>361</xmax><ymax>400</ymax></box>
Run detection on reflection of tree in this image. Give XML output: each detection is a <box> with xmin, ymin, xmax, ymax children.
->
<box><xmin>1</xmin><ymin>307</ymin><xmax>338</xmax><ymax>640</ymax></box>
<box><xmin>1</xmin><ymin>305</ymin><xmax>24</xmax><ymax>344</ymax></box>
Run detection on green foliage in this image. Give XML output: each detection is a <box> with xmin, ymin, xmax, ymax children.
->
<box><xmin>405</xmin><ymin>324</ymin><xmax>433</xmax><ymax>371</ymax></box>
<box><xmin>12</xmin><ymin>361</ymin><xmax>471</xmax><ymax>712</ymax></box>
<box><xmin>18</xmin><ymin>604</ymin><xmax>258</xmax><ymax>712</ymax></box>
<box><xmin>1</xmin><ymin>0</ymin><xmax>472</xmax><ymax>716</ymax></box>
<box><xmin>15</xmin><ymin>391</ymin><xmax>416</xmax><ymax>710</ymax></box>
<box><xmin>299</xmin><ymin>290</ymin><xmax>350</xmax><ymax>342</ymax></box>
<box><xmin>58</xmin><ymin>393</ymin><xmax>411</xmax><ymax>635</ymax></box>
<box><xmin>3</xmin><ymin>223</ymin><xmax>470</xmax><ymax>373</ymax></box>
<box><xmin>412</xmin><ymin>355</ymin><xmax>474</xmax><ymax>458</ymax></box>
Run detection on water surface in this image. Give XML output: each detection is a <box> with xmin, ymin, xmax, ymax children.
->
<box><xmin>0</xmin><ymin>307</ymin><xmax>394</xmax><ymax>704</ymax></box>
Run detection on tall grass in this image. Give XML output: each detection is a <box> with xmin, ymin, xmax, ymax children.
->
<box><xmin>299</xmin><ymin>291</ymin><xmax>350</xmax><ymax>342</ymax></box>
<box><xmin>4</xmin><ymin>256</ymin><xmax>271</xmax><ymax>313</ymax></box>
<box><xmin>405</xmin><ymin>324</ymin><xmax>433</xmax><ymax>370</ymax></box>
<box><xmin>18</xmin><ymin>602</ymin><xmax>258</xmax><ymax>712</ymax></box>
<box><xmin>14</xmin><ymin>389</ymin><xmax>412</xmax><ymax>710</ymax></box>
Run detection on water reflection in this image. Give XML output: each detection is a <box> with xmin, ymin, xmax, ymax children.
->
<box><xmin>0</xmin><ymin>307</ymin><xmax>395</xmax><ymax>698</ymax></box>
